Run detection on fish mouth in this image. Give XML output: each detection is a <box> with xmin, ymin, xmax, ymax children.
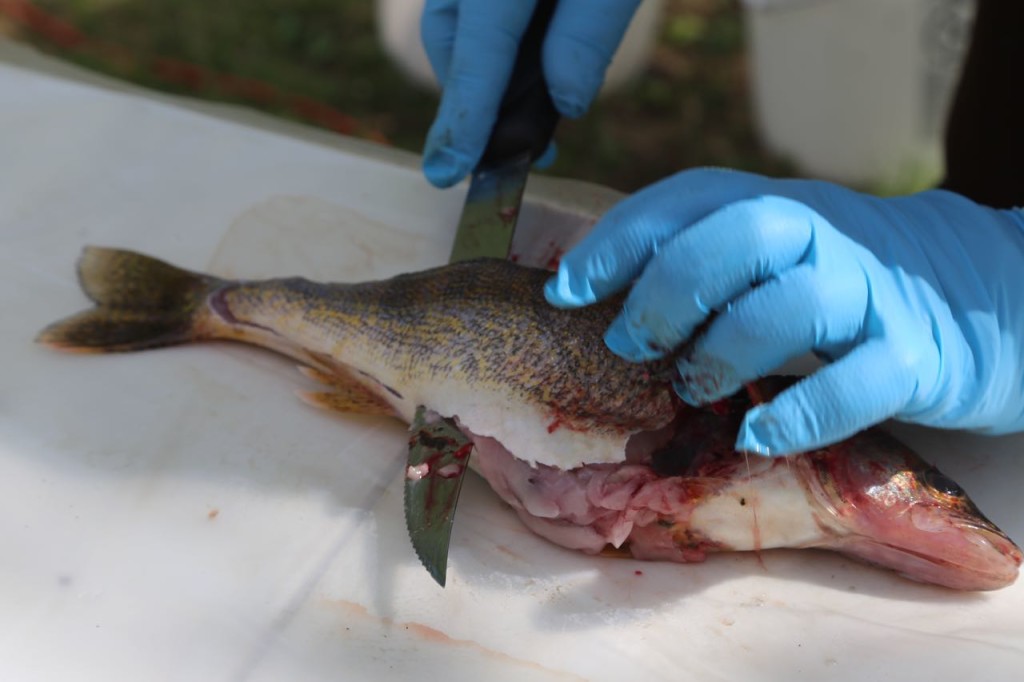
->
<box><xmin>952</xmin><ymin>516</ymin><xmax>1024</xmax><ymax>564</ymax></box>
<box><xmin>842</xmin><ymin>533</ymin><xmax>1021</xmax><ymax>591</ymax></box>
<box><xmin>912</xmin><ymin>499</ymin><xmax>1023</xmax><ymax>587</ymax></box>
<box><xmin>834</xmin><ymin>508</ymin><xmax>1023</xmax><ymax>591</ymax></box>
<box><xmin>953</xmin><ymin>515</ymin><xmax>1012</xmax><ymax>541</ymax></box>
<box><xmin>800</xmin><ymin>452</ymin><xmax>1022</xmax><ymax>590</ymax></box>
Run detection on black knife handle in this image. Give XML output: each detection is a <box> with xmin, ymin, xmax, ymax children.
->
<box><xmin>478</xmin><ymin>0</ymin><xmax>561</xmax><ymax>169</ymax></box>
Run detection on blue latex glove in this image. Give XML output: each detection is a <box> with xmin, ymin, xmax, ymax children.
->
<box><xmin>544</xmin><ymin>168</ymin><xmax>1024</xmax><ymax>456</ymax></box>
<box><xmin>420</xmin><ymin>0</ymin><xmax>641</xmax><ymax>187</ymax></box>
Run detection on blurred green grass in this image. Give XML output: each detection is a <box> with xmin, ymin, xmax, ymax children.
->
<box><xmin>11</xmin><ymin>0</ymin><xmax>792</xmax><ymax>192</ymax></box>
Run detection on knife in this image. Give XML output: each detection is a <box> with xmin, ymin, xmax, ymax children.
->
<box><xmin>405</xmin><ymin>0</ymin><xmax>561</xmax><ymax>587</ymax></box>
<box><xmin>447</xmin><ymin>0</ymin><xmax>561</xmax><ymax>264</ymax></box>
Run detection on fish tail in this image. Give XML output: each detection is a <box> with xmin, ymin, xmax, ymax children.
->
<box><xmin>36</xmin><ymin>246</ymin><xmax>224</xmax><ymax>353</ymax></box>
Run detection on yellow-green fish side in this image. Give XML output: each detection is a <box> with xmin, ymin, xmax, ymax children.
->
<box><xmin>38</xmin><ymin>247</ymin><xmax>678</xmax><ymax>467</ymax></box>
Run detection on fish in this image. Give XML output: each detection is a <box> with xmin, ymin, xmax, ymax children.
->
<box><xmin>37</xmin><ymin>246</ymin><xmax>1022</xmax><ymax>591</ymax></box>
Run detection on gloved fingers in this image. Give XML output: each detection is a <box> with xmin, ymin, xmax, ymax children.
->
<box><xmin>421</xmin><ymin>0</ymin><xmax>459</xmax><ymax>84</ymax></box>
<box><xmin>545</xmin><ymin>168</ymin><xmax>785</xmax><ymax>308</ymax></box>
<box><xmin>422</xmin><ymin>0</ymin><xmax>539</xmax><ymax>188</ymax></box>
<box><xmin>735</xmin><ymin>338</ymin><xmax>918</xmax><ymax>456</ymax></box>
<box><xmin>543</xmin><ymin>0</ymin><xmax>642</xmax><ymax>117</ymax></box>
<box><xmin>674</xmin><ymin>261</ymin><xmax>869</xmax><ymax>405</ymax></box>
<box><xmin>602</xmin><ymin>196</ymin><xmax>822</xmax><ymax>361</ymax></box>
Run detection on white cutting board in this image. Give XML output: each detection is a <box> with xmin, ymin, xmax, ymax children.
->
<box><xmin>1</xmin><ymin>57</ymin><xmax>1022</xmax><ymax>682</ymax></box>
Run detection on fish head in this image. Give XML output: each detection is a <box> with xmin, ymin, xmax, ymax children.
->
<box><xmin>813</xmin><ymin>432</ymin><xmax>1022</xmax><ymax>590</ymax></box>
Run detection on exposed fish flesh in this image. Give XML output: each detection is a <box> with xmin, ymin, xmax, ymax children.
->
<box><xmin>37</xmin><ymin>247</ymin><xmax>1022</xmax><ymax>590</ymax></box>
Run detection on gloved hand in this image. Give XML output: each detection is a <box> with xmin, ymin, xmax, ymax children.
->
<box><xmin>420</xmin><ymin>0</ymin><xmax>641</xmax><ymax>187</ymax></box>
<box><xmin>544</xmin><ymin>168</ymin><xmax>1024</xmax><ymax>456</ymax></box>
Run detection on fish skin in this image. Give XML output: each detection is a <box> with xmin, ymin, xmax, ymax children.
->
<box><xmin>37</xmin><ymin>247</ymin><xmax>1023</xmax><ymax>590</ymax></box>
<box><xmin>216</xmin><ymin>261</ymin><xmax>680</xmax><ymax>468</ymax></box>
<box><xmin>38</xmin><ymin>246</ymin><xmax>676</xmax><ymax>469</ymax></box>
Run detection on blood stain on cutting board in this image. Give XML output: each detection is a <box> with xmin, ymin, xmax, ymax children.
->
<box><xmin>207</xmin><ymin>195</ymin><xmax>438</xmax><ymax>281</ymax></box>
<box><xmin>326</xmin><ymin>599</ymin><xmax>586</xmax><ymax>681</ymax></box>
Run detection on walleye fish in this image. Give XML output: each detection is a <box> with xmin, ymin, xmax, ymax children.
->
<box><xmin>38</xmin><ymin>247</ymin><xmax>1022</xmax><ymax>591</ymax></box>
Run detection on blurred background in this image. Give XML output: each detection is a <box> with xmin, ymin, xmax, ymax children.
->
<box><xmin>1</xmin><ymin>0</ymin><xmax>974</xmax><ymax>194</ymax></box>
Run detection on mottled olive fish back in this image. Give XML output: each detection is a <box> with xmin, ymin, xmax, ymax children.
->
<box><xmin>331</xmin><ymin>260</ymin><xmax>675</xmax><ymax>430</ymax></box>
<box><xmin>37</xmin><ymin>247</ymin><xmax>676</xmax><ymax>435</ymax></box>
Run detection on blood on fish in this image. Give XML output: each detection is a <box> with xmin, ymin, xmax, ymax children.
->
<box><xmin>707</xmin><ymin>400</ymin><xmax>730</xmax><ymax>416</ymax></box>
<box><xmin>544</xmin><ymin>406</ymin><xmax>590</xmax><ymax>435</ymax></box>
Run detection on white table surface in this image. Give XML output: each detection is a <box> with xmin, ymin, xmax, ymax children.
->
<box><xmin>1</xmin><ymin>42</ymin><xmax>1022</xmax><ymax>682</ymax></box>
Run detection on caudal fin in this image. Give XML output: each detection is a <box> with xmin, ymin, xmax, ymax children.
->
<box><xmin>36</xmin><ymin>247</ymin><xmax>223</xmax><ymax>353</ymax></box>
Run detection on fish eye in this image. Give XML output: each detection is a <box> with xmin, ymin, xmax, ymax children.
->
<box><xmin>923</xmin><ymin>468</ymin><xmax>965</xmax><ymax>497</ymax></box>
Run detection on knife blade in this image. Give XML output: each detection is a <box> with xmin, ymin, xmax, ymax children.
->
<box><xmin>405</xmin><ymin>0</ymin><xmax>562</xmax><ymax>586</ymax></box>
<box><xmin>448</xmin><ymin>0</ymin><xmax>561</xmax><ymax>263</ymax></box>
<box><xmin>403</xmin><ymin>407</ymin><xmax>473</xmax><ymax>587</ymax></box>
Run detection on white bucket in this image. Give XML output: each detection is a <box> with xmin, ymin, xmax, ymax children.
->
<box><xmin>742</xmin><ymin>0</ymin><xmax>975</xmax><ymax>191</ymax></box>
<box><xmin>375</xmin><ymin>0</ymin><xmax>665</xmax><ymax>96</ymax></box>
